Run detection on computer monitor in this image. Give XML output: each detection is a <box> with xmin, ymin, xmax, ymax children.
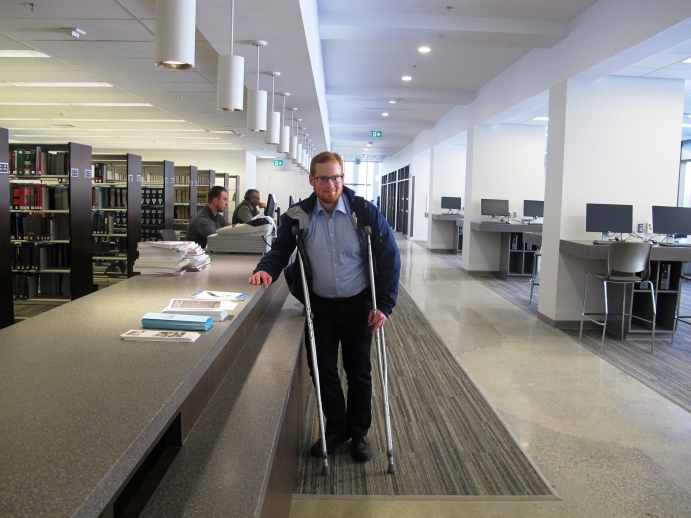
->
<box><xmin>481</xmin><ymin>199</ymin><xmax>510</xmax><ymax>217</ymax></box>
<box><xmin>523</xmin><ymin>200</ymin><xmax>544</xmax><ymax>218</ymax></box>
<box><xmin>585</xmin><ymin>203</ymin><xmax>633</xmax><ymax>233</ymax></box>
<box><xmin>441</xmin><ymin>196</ymin><xmax>461</xmax><ymax>212</ymax></box>
<box><xmin>265</xmin><ymin>193</ymin><xmax>277</xmax><ymax>220</ymax></box>
<box><xmin>652</xmin><ymin>206</ymin><xmax>691</xmax><ymax>236</ymax></box>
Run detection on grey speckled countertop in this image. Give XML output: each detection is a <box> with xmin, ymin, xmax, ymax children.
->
<box><xmin>469</xmin><ymin>220</ymin><xmax>543</xmax><ymax>232</ymax></box>
<box><xmin>0</xmin><ymin>255</ymin><xmax>274</xmax><ymax>517</ymax></box>
<box><xmin>141</xmin><ymin>283</ymin><xmax>305</xmax><ymax>518</ymax></box>
<box><xmin>560</xmin><ymin>239</ymin><xmax>691</xmax><ymax>261</ymax></box>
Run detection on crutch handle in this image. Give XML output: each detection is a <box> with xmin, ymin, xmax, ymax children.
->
<box><xmin>292</xmin><ymin>225</ymin><xmax>299</xmax><ymax>237</ymax></box>
<box><xmin>364</xmin><ymin>225</ymin><xmax>372</xmax><ymax>236</ymax></box>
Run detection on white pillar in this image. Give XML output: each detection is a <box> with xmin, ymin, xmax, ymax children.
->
<box><xmin>538</xmin><ymin>75</ymin><xmax>684</xmax><ymax>326</ymax></box>
<box><xmin>461</xmin><ymin>124</ymin><xmax>546</xmax><ymax>274</ymax></box>
<box><xmin>427</xmin><ymin>140</ymin><xmax>467</xmax><ymax>250</ymax></box>
<box><xmin>411</xmin><ymin>150</ymin><xmax>430</xmax><ymax>241</ymax></box>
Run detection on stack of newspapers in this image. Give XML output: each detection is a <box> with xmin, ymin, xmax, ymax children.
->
<box><xmin>134</xmin><ymin>241</ymin><xmax>198</xmax><ymax>275</ymax></box>
<box><xmin>184</xmin><ymin>244</ymin><xmax>210</xmax><ymax>272</ymax></box>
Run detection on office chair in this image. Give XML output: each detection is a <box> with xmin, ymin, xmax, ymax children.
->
<box><xmin>579</xmin><ymin>242</ymin><xmax>656</xmax><ymax>353</ymax></box>
<box><xmin>529</xmin><ymin>247</ymin><xmax>541</xmax><ymax>304</ymax></box>
<box><xmin>159</xmin><ymin>229</ymin><xmax>178</xmax><ymax>241</ymax></box>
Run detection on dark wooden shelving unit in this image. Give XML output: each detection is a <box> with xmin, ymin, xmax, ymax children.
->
<box><xmin>0</xmin><ymin>128</ymin><xmax>12</xmax><ymax>329</ymax></box>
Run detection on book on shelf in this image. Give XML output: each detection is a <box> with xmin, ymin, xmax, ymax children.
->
<box><xmin>11</xmin><ymin>148</ymin><xmax>68</xmax><ymax>176</ymax></box>
<box><xmin>92</xmin><ymin>210</ymin><xmax>126</xmax><ymax>234</ymax></box>
<box><xmin>120</xmin><ymin>329</ymin><xmax>201</xmax><ymax>342</ymax></box>
<box><xmin>11</xmin><ymin>213</ymin><xmax>69</xmax><ymax>241</ymax></box>
<box><xmin>92</xmin><ymin>186</ymin><xmax>127</xmax><ymax>209</ymax></box>
<box><xmin>12</xmin><ymin>273</ymin><xmax>39</xmax><ymax>300</ymax></box>
<box><xmin>141</xmin><ymin>312</ymin><xmax>214</xmax><ymax>331</ymax></box>
<box><xmin>162</xmin><ymin>298</ymin><xmax>235</xmax><ymax>321</ymax></box>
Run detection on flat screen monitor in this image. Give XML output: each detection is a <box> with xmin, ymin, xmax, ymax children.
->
<box><xmin>265</xmin><ymin>193</ymin><xmax>277</xmax><ymax>220</ymax></box>
<box><xmin>523</xmin><ymin>200</ymin><xmax>544</xmax><ymax>218</ymax></box>
<box><xmin>585</xmin><ymin>203</ymin><xmax>633</xmax><ymax>233</ymax></box>
<box><xmin>481</xmin><ymin>199</ymin><xmax>509</xmax><ymax>216</ymax></box>
<box><xmin>441</xmin><ymin>196</ymin><xmax>461</xmax><ymax>211</ymax></box>
<box><xmin>652</xmin><ymin>206</ymin><xmax>691</xmax><ymax>235</ymax></box>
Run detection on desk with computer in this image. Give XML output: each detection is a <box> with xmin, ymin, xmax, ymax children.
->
<box><xmin>468</xmin><ymin>198</ymin><xmax>544</xmax><ymax>279</ymax></box>
<box><xmin>556</xmin><ymin>203</ymin><xmax>691</xmax><ymax>340</ymax></box>
<box><xmin>430</xmin><ymin>197</ymin><xmax>464</xmax><ymax>253</ymax></box>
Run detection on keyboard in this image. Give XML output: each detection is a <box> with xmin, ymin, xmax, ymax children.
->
<box><xmin>593</xmin><ymin>240</ymin><xmax>611</xmax><ymax>245</ymax></box>
<box><xmin>660</xmin><ymin>242</ymin><xmax>691</xmax><ymax>247</ymax></box>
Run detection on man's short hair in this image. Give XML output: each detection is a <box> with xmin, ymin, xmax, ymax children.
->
<box><xmin>244</xmin><ymin>189</ymin><xmax>259</xmax><ymax>202</ymax></box>
<box><xmin>310</xmin><ymin>151</ymin><xmax>343</xmax><ymax>176</ymax></box>
<box><xmin>208</xmin><ymin>185</ymin><xmax>227</xmax><ymax>203</ymax></box>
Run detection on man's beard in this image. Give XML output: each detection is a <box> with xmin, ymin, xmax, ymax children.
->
<box><xmin>316</xmin><ymin>188</ymin><xmax>341</xmax><ymax>205</ymax></box>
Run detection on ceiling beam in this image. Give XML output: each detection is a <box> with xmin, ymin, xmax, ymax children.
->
<box><xmin>326</xmin><ymin>87</ymin><xmax>474</xmax><ymax>105</ymax></box>
<box><xmin>319</xmin><ymin>13</ymin><xmax>568</xmax><ymax>48</ymax></box>
<box><xmin>330</xmin><ymin>118</ymin><xmax>435</xmax><ymax>130</ymax></box>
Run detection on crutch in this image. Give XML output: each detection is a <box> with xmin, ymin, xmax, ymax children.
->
<box><xmin>292</xmin><ymin>227</ymin><xmax>330</xmax><ymax>476</ymax></box>
<box><xmin>364</xmin><ymin>225</ymin><xmax>396</xmax><ymax>475</ymax></box>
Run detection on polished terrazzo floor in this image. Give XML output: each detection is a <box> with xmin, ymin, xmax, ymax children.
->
<box><xmin>290</xmin><ymin>237</ymin><xmax>691</xmax><ymax>517</ymax></box>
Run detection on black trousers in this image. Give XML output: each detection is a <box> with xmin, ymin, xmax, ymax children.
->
<box><xmin>306</xmin><ymin>290</ymin><xmax>373</xmax><ymax>439</ymax></box>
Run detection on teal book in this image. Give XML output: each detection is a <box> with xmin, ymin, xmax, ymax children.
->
<box><xmin>141</xmin><ymin>312</ymin><xmax>214</xmax><ymax>332</ymax></box>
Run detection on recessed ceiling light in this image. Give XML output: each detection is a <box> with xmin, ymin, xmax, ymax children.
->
<box><xmin>4</xmin><ymin>82</ymin><xmax>112</xmax><ymax>87</ymax></box>
<box><xmin>75</xmin><ymin>102</ymin><xmax>152</xmax><ymax>107</ymax></box>
<box><xmin>382</xmin><ymin>112</ymin><xmax>389</xmax><ymax>117</ymax></box>
<box><xmin>389</xmin><ymin>100</ymin><xmax>396</xmax><ymax>104</ymax></box>
<box><xmin>533</xmin><ymin>116</ymin><xmax>549</xmax><ymax>121</ymax></box>
<box><xmin>402</xmin><ymin>76</ymin><xmax>412</xmax><ymax>81</ymax></box>
<box><xmin>682</xmin><ymin>124</ymin><xmax>691</xmax><ymax>128</ymax></box>
<box><xmin>0</xmin><ymin>50</ymin><xmax>50</xmax><ymax>58</ymax></box>
<box><xmin>418</xmin><ymin>46</ymin><xmax>431</xmax><ymax>53</ymax></box>
<box><xmin>684</xmin><ymin>57</ymin><xmax>691</xmax><ymax>64</ymax></box>
<box><xmin>366</xmin><ymin>144</ymin><xmax>371</xmax><ymax>147</ymax></box>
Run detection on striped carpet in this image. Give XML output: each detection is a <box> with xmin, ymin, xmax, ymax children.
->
<box><xmin>474</xmin><ymin>268</ymin><xmax>691</xmax><ymax>414</ymax></box>
<box><xmin>293</xmin><ymin>284</ymin><xmax>555</xmax><ymax>498</ymax></box>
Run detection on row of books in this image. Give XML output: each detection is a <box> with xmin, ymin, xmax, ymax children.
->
<box><xmin>143</xmin><ymin>171</ymin><xmax>164</xmax><ymax>183</ymax></box>
<box><xmin>93</xmin><ymin>235</ymin><xmax>126</xmax><ymax>254</ymax></box>
<box><xmin>11</xmin><ymin>184</ymin><xmax>70</xmax><ymax>211</ymax></box>
<box><xmin>174</xmin><ymin>187</ymin><xmax>191</xmax><ymax>204</ymax></box>
<box><xmin>10</xmin><ymin>149</ymin><xmax>69</xmax><ymax>176</ymax></box>
<box><xmin>93</xmin><ymin>163</ymin><xmax>127</xmax><ymax>183</ymax></box>
<box><xmin>93</xmin><ymin>186</ymin><xmax>127</xmax><ymax>209</ymax></box>
<box><xmin>11</xmin><ymin>213</ymin><xmax>70</xmax><ymax>241</ymax></box>
<box><xmin>197</xmin><ymin>186</ymin><xmax>209</xmax><ymax>205</ymax></box>
<box><xmin>11</xmin><ymin>243</ymin><xmax>70</xmax><ymax>271</ymax></box>
<box><xmin>12</xmin><ymin>271</ymin><xmax>70</xmax><ymax>299</ymax></box>
<box><xmin>173</xmin><ymin>220</ymin><xmax>189</xmax><ymax>232</ymax></box>
<box><xmin>142</xmin><ymin>187</ymin><xmax>164</xmax><ymax>206</ymax></box>
<box><xmin>93</xmin><ymin>210</ymin><xmax>127</xmax><ymax>234</ymax></box>
<box><xmin>174</xmin><ymin>205</ymin><xmax>191</xmax><ymax>221</ymax></box>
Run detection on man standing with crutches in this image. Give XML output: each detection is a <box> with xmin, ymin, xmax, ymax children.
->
<box><xmin>249</xmin><ymin>151</ymin><xmax>400</xmax><ymax>469</ymax></box>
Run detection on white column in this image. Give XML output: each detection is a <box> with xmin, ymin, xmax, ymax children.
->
<box><xmin>411</xmin><ymin>150</ymin><xmax>430</xmax><ymax>241</ymax></box>
<box><xmin>538</xmin><ymin>75</ymin><xmax>684</xmax><ymax>326</ymax></box>
<box><xmin>427</xmin><ymin>140</ymin><xmax>467</xmax><ymax>250</ymax></box>
<box><xmin>461</xmin><ymin>124</ymin><xmax>546</xmax><ymax>273</ymax></box>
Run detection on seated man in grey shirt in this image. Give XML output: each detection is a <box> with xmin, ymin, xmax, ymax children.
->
<box><xmin>185</xmin><ymin>186</ymin><xmax>230</xmax><ymax>248</ymax></box>
<box><xmin>232</xmin><ymin>189</ymin><xmax>266</xmax><ymax>224</ymax></box>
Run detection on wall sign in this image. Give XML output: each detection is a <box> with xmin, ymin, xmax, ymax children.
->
<box><xmin>371</xmin><ymin>130</ymin><xmax>382</xmax><ymax>138</ymax></box>
<box><xmin>84</xmin><ymin>169</ymin><xmax>92</xmax><ymax>179</ymax></box>
<box><xmin>0</xmin><ymin>162</ymin><xmax>8</xmax><ymax>174</ymax></box>
<box><xmin>70</xmin><ymin>168</ymin><xmax>79</xmax><ymax>178</ymax></box>
<box><xmin>128</xmin><ymin>174</ymin><xmax>133</xmax><ymax>182</ymax></box>
<box><xmin>274</xmin><ymin>159</ymin><xmax>284</xmax><ymax>167</ymax></box>
<box><xmin>137</xmin><ymin>175</ymin><xmax>141</xmax><ymax>183</ymax></box>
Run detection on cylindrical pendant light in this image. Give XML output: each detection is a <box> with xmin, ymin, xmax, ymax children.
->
<box><xmin>265</xmin><ymin>72</ymin><xmax>281</xmax><ymax>144</ymax></box>
<box><xmin>288</xmin><ymin>108</ymin><xmax>298</xmax><ymax>160</ymax></box>
<box><xmin>301</xmin><ymin>132</ymin><xmax>309</xmax><ymax>170</ymax></box>
<box><xmin>156</xmin><ymin>0</ymin><xmax>196</xmax><ymax>69</ymax></box>
<box><xmin>278</xmin><ymin>93</ymin><xmax>290</xmax><ymax>153</ymax></box>
<box><xmin>217</xmin><ymin>0</ymin><xmax>244</xmax><ymax>111</ymax></box>
<box><xmin>294</xmin><ymin>122</ymin><xmax>303</xmax><ymax>165</ymax></box>
<box><xmin>247</xmin><ymin>40</ymin><xmax>267</xmax><ymax>132</ymax></box>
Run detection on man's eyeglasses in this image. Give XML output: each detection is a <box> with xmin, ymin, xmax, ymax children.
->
<box><xmin>314</xmin><ymin>175</ymin><xmax>344</xmax><ymax>185</ymax></box>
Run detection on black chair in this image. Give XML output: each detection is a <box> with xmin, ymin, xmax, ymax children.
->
<box><xmin>160</xmin><ymin>229</ymin><xmax>178</xmax><ymax>241</ymax></box>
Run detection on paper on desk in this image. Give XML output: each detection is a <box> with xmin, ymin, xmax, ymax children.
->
<box><xmin>191</xmin><ymin>290</ymin><xmax>249</xmax><ymax>301</ymax></box>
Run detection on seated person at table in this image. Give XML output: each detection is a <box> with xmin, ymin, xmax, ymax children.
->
<box><xmin>232</xmin><ymin>189</ymin><xmax>266</xmax><ymax>224</ymax></box>
<box><xmin>185</xmin><ymin>186</ymin><xmax>230</xmax><ymax>247</ymax></box>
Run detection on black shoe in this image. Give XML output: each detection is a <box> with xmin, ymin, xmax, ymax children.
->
<box><xmin>350</xmin><ymin>435</ymin><xmax>373</xmax><ymax>462</ymax></box>
<box><xmin>310</xmin><ymin>430</ymin><xmax>350</xmax><ymax>458</ymax></box>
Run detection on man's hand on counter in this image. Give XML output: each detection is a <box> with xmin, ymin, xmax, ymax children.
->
<box><xmin>248</xmin><ymin>271</ymin><xmax>273</xmax><ymax>288</ymax></box>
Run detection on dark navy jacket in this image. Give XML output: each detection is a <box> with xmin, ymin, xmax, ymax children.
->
<box><xmin>253</xmin><ymin>187</ymin><xmax>401</xmax><ymax>316</ymax></box>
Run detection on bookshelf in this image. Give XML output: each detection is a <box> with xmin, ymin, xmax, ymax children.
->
<box><xmin>224</xmin><ymin>173</ymin><xmax>240</xmax><ymax>222</ymax></box>
<box><xmin>9</xmin><ymin>142</ymin><xmax>94</xmax><ymax>320</ymax></box>
<box><xmin>499</xmin><ymin>232</ymin><xmax>538</xmax><ymax>279</ymax></box>
<box><xmin>0</xmin><ymin>128</ymin><xmax>12</xmax><ymax>329</ymax></box>
<box><xmin>173</xmin><ymin>165</ymin><xmax>198</xmax><ymax>237</ymax></box>
<box><xmin>91</xmin><ymin>154</ymin><xmax>142</xmax><ymax>283</ymax></box>
<box><xmin>140</xmin><ymin>160</ymin><xmax>174</xmax><ymax>242</ymax></box>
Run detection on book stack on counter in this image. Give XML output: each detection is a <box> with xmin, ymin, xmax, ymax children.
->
<box><xmin>184</xmin><ymin>244</ymin><xmax>210</xmax><ymax>272</ymax></box>
<box><xmin>133</xmin><ymin>241</ymin><xmax>198</xmax><ymax>275</ymax></box>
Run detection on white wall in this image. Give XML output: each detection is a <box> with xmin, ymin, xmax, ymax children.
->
<box><xmin>461</xmin><ymin>124</ymin><xmax>547</xmax><ymax>272</ymax></box>
<box><xmin>255</xmin><ymin>159</ymin><xmax>312</xmax><ymax>212</ymax></box>
<box><xmin>410</xmin><ymin>150</ymin><xmax>430</xmax><ymax>241</ymax></box>
<box><xmin>539</xmin><ymin>75</ymin><xmax>685</xmax><ymax>323</ymax></box>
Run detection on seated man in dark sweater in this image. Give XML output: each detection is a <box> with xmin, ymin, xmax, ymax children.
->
<box><xmin>232</xmin><ymin>189</ymin><xmax>266</xmax><ymax>224</ymax></box>
<box><xmin>185</xmin><ymin>186</ymin><xmax>230</xmax><ymax>247</ymax></box>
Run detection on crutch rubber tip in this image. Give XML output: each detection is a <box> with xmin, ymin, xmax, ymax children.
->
<box><xmin>387</xmin><ymin>463</ymin><xmax>396</xmax><ymax>475</ymax></box>
<box><xmin>322</xmin><ymin>465</ymin><xmax>331</xmax><ymax>476</ymax></box>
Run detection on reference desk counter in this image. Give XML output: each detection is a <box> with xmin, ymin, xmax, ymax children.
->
<box><xmin>469</xmin><ymin>221</ymin><xmax>543</xmax><ymax>279</ymax></box>
<box><xmin>553</xmin><ymin>240</ymin><xmax>691</xmax><ymax>338</ymax></box>
<box><xmin>430</xmin><ymin>213</ymin><xmax>463</xmax><ymax>253</ymax></box>
<box><xmin>0</xmin><ymin>255</ymin><xmax>307</xmax><ymax>518</ymax></box>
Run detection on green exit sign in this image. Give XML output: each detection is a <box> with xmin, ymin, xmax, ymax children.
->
<box><xmin>371</xmin><ymin>130</ymin><xmax>382</xmax><ymax>138</ymax></box>
<box><xmin>274</xmin><ymin>159</ymin><xmax>284</xmax><ymax>166</ymax></box>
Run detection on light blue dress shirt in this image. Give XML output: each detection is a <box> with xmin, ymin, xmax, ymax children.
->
<box><xmin>304</xmin><ymin>196</ymin><xmax>369</xmax><ymax>298</ymax></box>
